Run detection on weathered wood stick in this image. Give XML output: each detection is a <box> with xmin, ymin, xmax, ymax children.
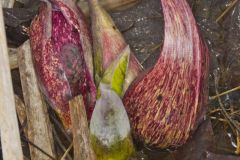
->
<box><xmin>9</xmin><ymin>48</ymin><xmax>18</xmax><ymax>70</ymax></box>
<box><xmin>18</xmin><ymin>40</ymin><xmax>56</xmax><ymax>160</ymax></box>
<box><xmin>0</xmin><ymin>2</ymin><xmax>23</xmax><ymax>160</ymax></box>
<box><xmin>1</xmin><ymin>0</ymin><xmax>14</xmax><ymax>8</ymax></box>
<box><xmin>69</xmin><ymin>96</ymin><xmax>96</xmax><ymax>160</ymax></box>
<box><xmin>77</xmin><ymin>0</ymin><xmax>140</xmax><ymax>16</ymax></box>
<box><xmin>14</xmin><ymin>95</ymin><xmax>28</xmax><ymax>135</ymax></box>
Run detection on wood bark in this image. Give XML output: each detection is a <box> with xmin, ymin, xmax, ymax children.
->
<box><xmin>18</xmin><ymin>40</ymin><xmax>56</xmax><ymax>160</ymax></box>
<box><xmin>9</xmin><ymin>48</ymin><xmax>18</xmax><ymax>70</ymax></box>
<box><xmin>69</xmin><ymin>96</ymin><xmax>96</xmax><ymax>160</ymax></box>
<box><xmin>0</xmin><ymin>2</ymin><xmax>23</xmax><ymax>160</ymax></box>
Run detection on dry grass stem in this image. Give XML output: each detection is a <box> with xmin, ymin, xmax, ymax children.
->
<box><xmin>60</xmin><ymin>143</ymin><xmax>73</xmax><ymax>160</ymax></box>
<box><xmin>216</xmin><ymin>0</ymin><xmax>239</xmax><ymax>22</ymax></box>
<box><xmin>210</xmin><ymin>85</ymin><xmax>240</xmax><ymax>100</ymax></box>
<box><xmin>69</xmin><ymin>96</ymin><xmax>96</xmax><ymax>160</ymax></box>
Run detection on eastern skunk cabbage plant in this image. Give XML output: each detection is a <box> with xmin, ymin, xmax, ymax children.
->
<box><xmin>90</xmin><ymin>47</ymin><xmax>135</xmax><ymax>159</ymax></box>
<box><xmin>123</xmin><ymin>0</ymin><xmax>209</xmax><ymax>148</ymax></box>
<box><xmin>29</xmin><ymin>0</ymin><xmax>96</xmax><ymax>129</ymax></box>
<box><xmin>88</xmin><ymin>0</ymin><xmax>142</xmax><ymax>95</ymax></box>
<box><xmin>88</xmin><ymin>1</ymin><xmax>137</xmax><ymax>158</ymax></box>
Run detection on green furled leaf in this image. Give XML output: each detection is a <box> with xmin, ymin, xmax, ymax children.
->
<box><xmin>101</xmin><ymin>46</ymin><xmax>130</xmax><ymax>97</ymax></box>
<box><xmin>90</xmin><ymin>84</ymin><xmax>135</xmax><ymax>160</ymax></box>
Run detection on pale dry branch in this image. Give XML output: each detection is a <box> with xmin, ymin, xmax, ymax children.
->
<box><xmin>1</xmin><ymin>0</ymin><xmax>14</xmax><ymax>8</ymax></box>
<box><xmin>14</xmin><ymin>95</ymin><xmax>28</xmax><ymax>134</ymax></box>
<box><xmin>18</xmin><ymin>40</ymin><xmax>55</xmax><ymax>160</ymax></box>
<box><xmin>0</xmin><ymin>2</ymin><xmax>23</xmax><ymax>159</ymax></box>
<box><xmin>69</xmin><ymin>96</ymin><xmax>96</xmax><ymax>160</ymax></box>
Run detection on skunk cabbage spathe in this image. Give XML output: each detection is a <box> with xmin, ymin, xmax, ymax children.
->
<box><xmin>88</xmin><ymin>0</ymin><xmax>142</xmax><ymax>94</ymax></box>
<box><xmin>29</xmin><ymin>0</ymin><xmax>96</xmax><ymax>129</ymax></box>
<box><xmin>123</xmin><ymin>0</ymin><xmax>209</xmax><ymax>148</ymax></box>
<box><xmin>88</xmin><ymin>1</ymin><xmax>138</xmax><ymax>157</ymax></box>
<box><xmin>90</xmin><ymin>41</ymin><xmax>135</xmax><ymax>159</ymax></box>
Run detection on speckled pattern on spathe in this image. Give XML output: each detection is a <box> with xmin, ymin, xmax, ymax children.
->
<box><xmin>29</xmin><ymin>1</ymin><xmax>96</xmax><ymax>129</ymax></box>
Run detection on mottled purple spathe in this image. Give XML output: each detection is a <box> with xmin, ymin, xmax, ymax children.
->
<box><xmin>29</xmin><ymin>0</ymin><xmax>96</xmax><ymax>129</ymax></box>
<box><xmin>123</xmin><ymin>0</ymin><xmax>209</xmax><ymax>148</ymax></box>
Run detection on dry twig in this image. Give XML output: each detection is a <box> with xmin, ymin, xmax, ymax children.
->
<box><xmin>0</xmin><ymin>2</ymin><xmax>23</xmax><ymax>159</ymax></box>
<box><xmin>210</xmin><ymin>85</ymin><xmax>240</xmax><ymax>100</ymax></box>
<box><xmin>18</xmin><ymin>40</ymin><xmax>55</xmax><ymax>160</ymax></box>
<box><xmin>235</xmin><ymin>132</ymin><xmax>240</xmax><ymax>155</ymax></box>
<box><xmin>14</xmin><ymin>95</ymin><xmax>28</xmax><ymax>135</ymax></box>
<box><xmin>69</xmin><ymin>96</ymin><xmax>96</xmax><ymax>160</ymax></box>
<box><xmin>9</xmin><ymin>48</ymin><xmax>18</xmax><ymax>70</ymax></box>
<box><xmin>213</xmin><ymin>71</ymin><xmax>240</xmax><ymax>136</ymax></box>
<box><xmin>0</xmin><ymin>0</ymin><xmax>14</xmax><ymax>8</ymax></box>
<box><xmin>49</xmin><ymin>112</ymin><xmax>72</xmax><ymax>143</ymax></box>
<box><xmin>60</xmin><ymin>143</ymin><xmax>73</xmax><ymax>160</ymax></box>
<box><xmin>52</xmin><ymin>128</ymin><xmax>73</xmax><ymax>160</ymax></box>
<box><xmin>216</xmin><ymin>0</ymin><xmax>239</xmax><ymax>23</ymax></box>
<box><xmin>21</xmin><ymin>136</ymin><xmax>56</xmax><ymax>160</ymax></box>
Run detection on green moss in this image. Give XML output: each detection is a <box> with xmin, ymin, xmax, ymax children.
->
<box><xmin>91</xmin><ymin>134</ymin><xmax>135</xmax><ymax>160</ymax></box>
